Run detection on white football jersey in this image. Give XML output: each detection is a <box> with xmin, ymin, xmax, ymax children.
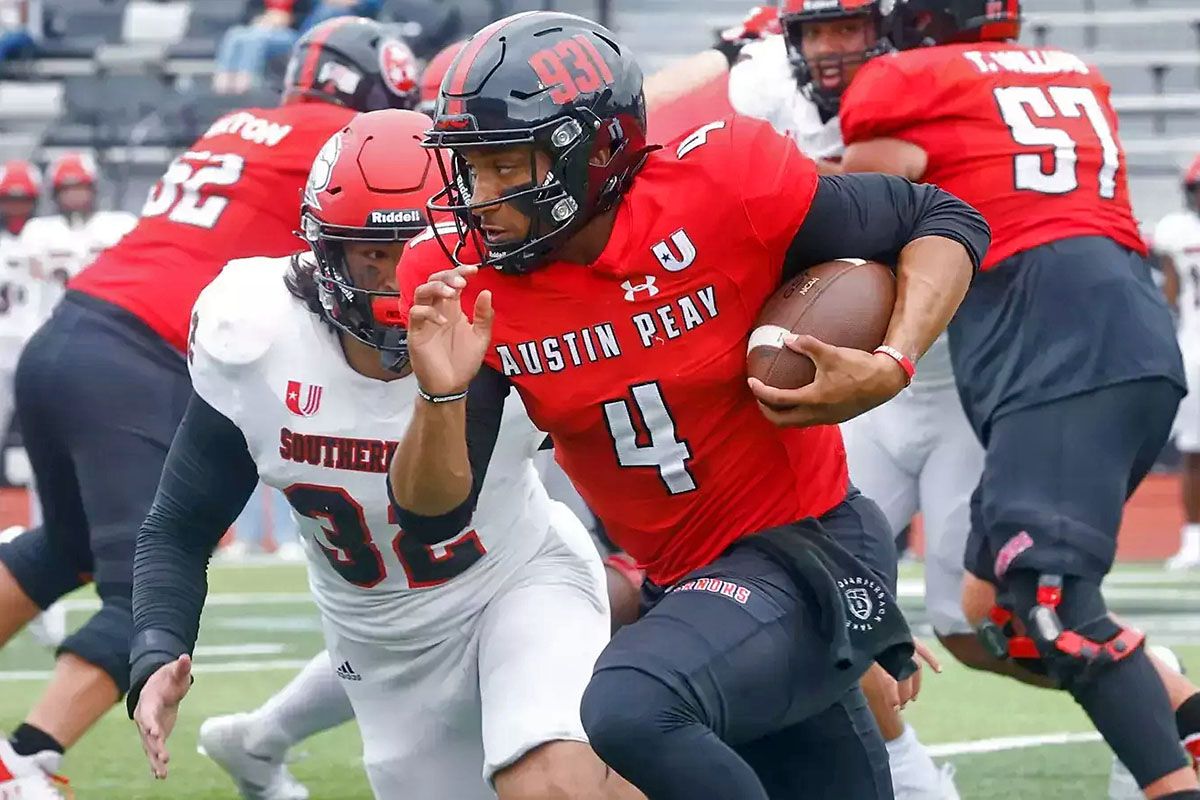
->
<box><xmin>20</xmin><ymin>210</ymin><xmax>137</xmax><ymax>317</ymax></box>
<box><xmin>727</xmin><ymin>35</ymin><xmax>844</xmax><ymax>161</ymax></box>
<box><xmin>1155</xmin><ymin>211</ymin><xmax>1200</xmax><ymax>346</ymax></box>
<box><xmin>190</xmin><ymin>255</ymin><xmax>555</xmax><ymax>647</ymax></box>
<box><xmin>0</xmin><ymin>231</ymin><xmax>40</xmax><ymax>351</ymax></box>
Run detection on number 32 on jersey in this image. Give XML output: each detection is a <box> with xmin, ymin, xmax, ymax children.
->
<box><xmin>141</xmin><ymin>150</ymin><xmax>246</xmax><ymax>229</ymax></box>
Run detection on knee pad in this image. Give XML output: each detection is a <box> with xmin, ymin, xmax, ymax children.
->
<box><xmin>581</xmin><ymin>668</ymin><xmax>694</xmax><ymax>762</ymax></box>
<box><xmin>0</xmin><ymin>526</ymin><xmax>88</xmax><ymax>608</ymax></box>
<box><xmin>58</xmin><ymin>589</ymin><xmax>133</xmax><ymax>696</ymax></box>
<box><xmin>981</xmin><ymin>571</ymin><xmax>1143</xmax><ymax>691</ymax></box>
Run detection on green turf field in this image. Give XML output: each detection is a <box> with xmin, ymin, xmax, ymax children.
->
<box><xmin>2</xmin><ymin>561</ymin><xmax>1196</xmax><ymax>799</ymax></box>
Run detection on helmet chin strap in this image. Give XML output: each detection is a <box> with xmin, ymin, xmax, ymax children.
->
<box><xmin>378</xmin><ymin>328</ymin><xmax>410</xmax><ymax>374</ymax></box>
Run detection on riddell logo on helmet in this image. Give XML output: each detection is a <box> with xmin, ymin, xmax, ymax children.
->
<box><xmin>369</xmin><ymin>209</ymin><xmax>423</xmax><ymax>225</ymax></box>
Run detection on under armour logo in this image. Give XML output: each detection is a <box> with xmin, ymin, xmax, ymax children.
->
<box><xmin>621</xmin><ymin>276</ymin><xmax>659</xmax><ymax>301</ymax></box>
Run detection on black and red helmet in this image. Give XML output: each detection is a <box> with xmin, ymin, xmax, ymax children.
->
<box><xmin>778</xmin><ymin>0</ymin><xmax>891</xmax><ymax>115</ymax></box>
<box><xmin>423</xmin><ymin>11</ymin><xmax>652</xmax><ymax>275</ymax></box>
<box><xmin>883</xmin><ymin>0</ymin><xmax>1021</xmax><ymax>50</ymax></box>
<box><xmin>300</xmin><ymin>109</ymin><xmax>439</xmax><ymax>356</ymax></box>
<box><xmin>284</xmin><ymin>17</ymin><xmax>422</xmax><ymax>112</ymax></box>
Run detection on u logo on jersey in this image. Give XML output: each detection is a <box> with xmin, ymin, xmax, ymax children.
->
<box><xmin>651</xmin><ymin>229</ymin><xmax>696</xmax><ymax>273</ymax></box>
<box><xmin>286</xmin><ymin>380</ymin><xmax>323</xmax><ymax>417</ymax></box>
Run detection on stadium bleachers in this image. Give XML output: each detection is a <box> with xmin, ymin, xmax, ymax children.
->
<box><xmin>0</xmin><ymin>0</ymin><xmax>611</xmax><ymax>210</ymax></box>
<box><xmin>0</xmin><ymin>0</ymin><xmax>1195</xmax><ymax>223</ymax></box>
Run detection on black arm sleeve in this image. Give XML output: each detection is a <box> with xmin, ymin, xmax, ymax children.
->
<box><xmin>782</xmin><ymin>173</ymin><xmax>991</xmax><ymax>280</ymax></box>
<box><xmin>127</xmin><ymin>391</ymin><xmax>260</xmax><ymax>717</ymax></box>
<box><xmin>388</xmin><ymin>365</ymin><xmax>511</xmax><ymax>544</ymax></box>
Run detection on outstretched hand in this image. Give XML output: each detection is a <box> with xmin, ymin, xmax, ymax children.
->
<box><xmin>133</xmin><ymin>654</ymin><xmax>193</xmax><ymax>779</ymax></box>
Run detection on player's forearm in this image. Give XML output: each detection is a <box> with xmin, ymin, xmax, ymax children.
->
<box><xmin>1161</xmin><ymin>255</ymin><xmax>1180</xmax><ymax>310</ymax></box>
<box><xmin>129</xmin><ymin>392</ymin><xmax>258</xmax><ymax>713</ymax></box>
<box><xmin>885</xmin><ymin>235</ymin><xmax>974</xmax><ymax>363</ymax></box>
<box><xmin>389</xmin><ymin>397</ymin><xmax>473</xmax><ymax>517</ymax></box>
<box><xmin>644</xmin><ymin>49</ymin><xmax>729</xmax><ymax>111</ymax></box>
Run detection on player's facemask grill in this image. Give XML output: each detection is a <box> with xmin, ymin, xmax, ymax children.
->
<box><xmin>302</xmin><ymin>212</ymin><xmax>424</xmax><ymax>370</ymax></box>
<box><xmin>424</xmin><ymin>111</ymin><xmax>639</xmax><ymax>275</ymax></box>
<box><xmin>781</xmin><ymin>11</ymin><xmax>892</xmax><ymax>116</ymax></box>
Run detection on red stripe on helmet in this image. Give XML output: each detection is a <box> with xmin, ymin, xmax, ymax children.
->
<box><xmin>443</xmin><ymin>12</ymin><xmax>538</xmax><ymax>116</ymax></box>
<box><xmin>299</xmin><ymin>16</ymin><xmax>355</xmax><ymax>93</ymax></box>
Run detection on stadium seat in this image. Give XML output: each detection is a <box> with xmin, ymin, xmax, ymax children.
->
<box><xmin>181</xmin><ymin>0</ymin><xmax>243</xmax><ymax>40</ymax></box>
<box><xmin>46</xmin><ymin>72</ymin><xmax>175</xmax><ymax>147</ymax></box>
<box><xmin>39</xmin><ymin>1</ymin><xmax>126</xmax><ymax>58</ymax></box>
<box><xmin>379</xmin><ymin>0</ymin><xmax>463</xmax><ymax>59</ymax></box>
<box><xmin>123</xmin><ymin>1</ymin><xmax>191</xmax><ymax>45</ymax></box>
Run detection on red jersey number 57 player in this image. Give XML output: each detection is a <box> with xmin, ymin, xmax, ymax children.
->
<box><xmin>393</xmin><ymin>11</ymin><xmax>990</xmax><ymax>799</ymax></box>
<box><xmin>839</xmin><ymin>0</ymin><xmax>1198</xmax><ymax>797</ymax></box>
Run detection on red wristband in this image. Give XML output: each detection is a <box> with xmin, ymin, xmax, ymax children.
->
<box><xmin>873</xmin><ymin>345</ymin><xmax>916</xmax><ymax>385</ymax></box>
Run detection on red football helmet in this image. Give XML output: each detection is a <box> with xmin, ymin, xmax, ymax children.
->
<box><xmin>417</xmin><ymin>39</ymin><xmax>465</xmax><ymax>115</ymax></box>
<box><xmin>48</xmin><ymin>152</ymin><xmax>97</xmax><ymax>190</ymax></box>
<box><xmin>300</xmin><ymin>109</ymin><xmax>439</xmax><ymax>357</ymax></box>
<box><xmin>0</xmin><ymin>160</ymin><xmax>41</xmax><ymax>198</ymax></box>
<box><xmin>1184</xmin><ymin>154</ymin><xmax>1200</xmax><ymax>212</ymax></box>
<box><xmin>48</xmin><ymin>152</ymin><xmax>97</xmax><ymax>218</ymax></box>
<box><xmin>0</xmin><ymin>159</ymin><xmax>40</xmax><ymax>235</ymax></box>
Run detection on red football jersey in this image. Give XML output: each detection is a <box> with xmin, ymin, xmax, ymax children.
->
<box><xmin>72</xmin><ymin>101</ymin><xmax>356</xmax><ymax>351</ymax></box>
<box><xmin>840</xmin><ymin>43</ymin><xmax>1146</xmax><ymax>270</ymax></box>
<box><xmin>399</xmin><ymin>115</ymin><xmax>849</xmax><ymax>585</ymax></box>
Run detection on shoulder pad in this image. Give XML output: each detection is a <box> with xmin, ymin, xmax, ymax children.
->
<box><xmin>191</xmin><ymin>255</ymin><xmax>293</xmax><ymax>369</ymax></box>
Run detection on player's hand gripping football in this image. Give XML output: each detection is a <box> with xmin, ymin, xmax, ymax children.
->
<box><xmin>133</xmin><ymin>654</ymin><xmax>193</xmax><ymax>779</ymax></box>
<box><xmin>407</xmin><ymin>265</ymin><xmax>494</xmax><ymax>395</ymax></box>
<box><xmin>748</xmin><ymin>335</ymin><xmax>910</xmax><ymax>427</ymax></box>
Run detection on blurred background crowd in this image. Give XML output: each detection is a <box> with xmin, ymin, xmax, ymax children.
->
<box><xmin>0</xmin><ymin>0</ymin><xmax>1194</xmax><ymax>560</ymax></box>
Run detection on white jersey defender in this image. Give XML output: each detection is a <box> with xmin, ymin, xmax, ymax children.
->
<box><xmin>189</xmin><ymin>255</ymin><xmax>610</xmax><ymax>798</ymax></box>
<box><xmin>20</xmin><ymin>210</ymin><xmax>136</xmax><ymax>317</ymax></box>
<box><xmin>730</xmin><ymin>34</ymin><xmax>980</xmax><ymax>634</ymax></box>
<box><xmin>1156</xmin><ymin>210</ymin><xmax>1200</xmax><ymax>453</ymax></box>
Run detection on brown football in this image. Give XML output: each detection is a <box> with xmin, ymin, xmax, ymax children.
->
<box><xmin>747</xmin><ymin>259</ymin><xmax>896</xmax><ymax>391</ymax></box>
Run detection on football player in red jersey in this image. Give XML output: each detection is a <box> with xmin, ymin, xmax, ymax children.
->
<box><xmin>391</xmin><ymin>11</ymin><xmax>990</xmax><ymax>798</ymax></box>
<box><xmin>839</xmin><ymin>1</ymin><xmax>1200</xmax><ymax>796</ymax></box>
<box><xmin>0</xmin><ymin>17</ymin><xmax>419</xmax><ymax>797</ymax></box>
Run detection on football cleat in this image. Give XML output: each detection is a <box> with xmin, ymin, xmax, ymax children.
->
<box><xmin>0</xmin><ymin>739</ymin><xmax>71</xmax><ymax>800</ymax></box>
<box><xmin>198</xmin><ymin>714</ymin><xmax>308</xmax><ymax>800</ymax></box>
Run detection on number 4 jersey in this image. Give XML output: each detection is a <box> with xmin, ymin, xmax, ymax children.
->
<box><xmin>190</xmin><ymin>255</ymin><xmax>556</xmax><ymax>646</ymax></box>
<box><xmin>840</xmin><ymin>42</ymin><xmax>1146</xmax><ymax>269</ymax></box>
<box><xmin>72</xmin><ymin>101</ymin><xmax>356</xmax><ymax>353</ymax></box>
<box><xmin>398</xmin><ymin>115</ymin><xmax>849</xmax><ymax>587</ymax></box>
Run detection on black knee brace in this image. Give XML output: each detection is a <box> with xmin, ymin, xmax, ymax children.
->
<box><xmin>57</xmin><ymin>587</ymin><xmax>132</xmax><ymax>696</ymax></box>
<box><xmin>978</xmin><ymin>571</ymin><xmax>1142</xmax><ymax>691</ymax></box>
<box><xmin>0</xmin><ymin>526</ymin><xmax>89</xmax><ymax>609</ymax></box>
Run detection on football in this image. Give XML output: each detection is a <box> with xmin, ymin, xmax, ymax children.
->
<box><xmin>746</xmin><ymin>259</ymin><xmax>896</xmax><ymax>391</ymax></box>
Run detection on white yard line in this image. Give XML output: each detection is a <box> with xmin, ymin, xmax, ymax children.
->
<box><xmin>929</xmin><ymin>731</ymin><xmax>1102</xmax><ymax>758</ymax></box>
<box><xmin>56</xmin><ymin>592</ymin><xmax>313</xmax><ymax>612</ymax></box>
<box><xmin>193</xmin><ymin>643</ymin><xmax>287</xmax><ymax>657</ymax></box>
<box><xmin>0</xmin><ymin>658</ymin><xmax>315</xmax><ymax>682</ymax></box>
